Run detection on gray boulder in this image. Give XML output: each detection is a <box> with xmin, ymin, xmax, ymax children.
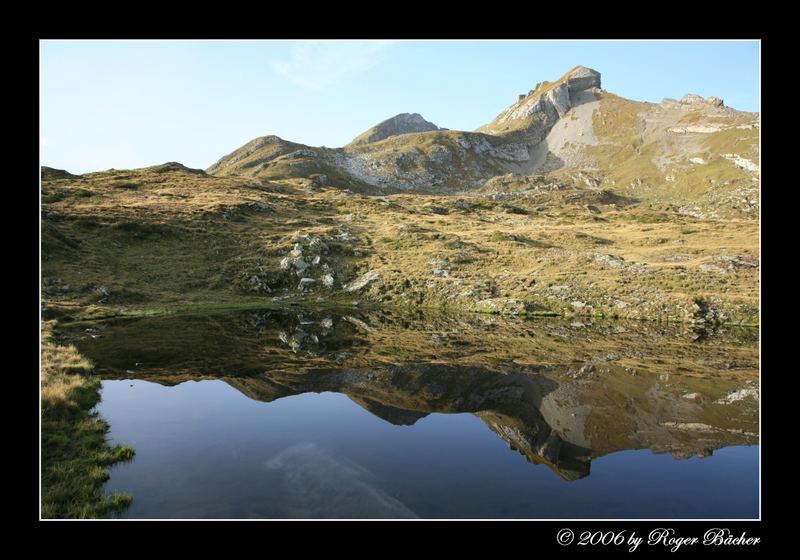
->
<box><xmin>298</xmin><ymin>278</ymin><xmax>316</xmax><ymax>292</ymax></box>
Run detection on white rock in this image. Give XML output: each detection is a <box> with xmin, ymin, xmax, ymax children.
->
<box><xmin>344</xmin><ymin>270</ymin><xmax>381</xmax><ymax>292</ymax></box>
<box><xmin>714</xmin><ymin>388</ymin><xmax>759</xmax><ymax>405</ymax></box>
<box><xmin>722</xmin><ymin>153</ymin><xmax>759</xmax><ymax>173</ymax></box>
<box><xmin>298</xmin><ymin>278</ymin><xmax>315</xmax><ymax>292</ymax></box>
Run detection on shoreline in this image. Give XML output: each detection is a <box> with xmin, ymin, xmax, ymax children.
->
<box><xmin>42</xmin><ymin>296</ymin><xmax>759</xmax><ymax>328</ymax></box>
<box><xmin>41</xmin><ymin>321</ymin><xmax>135</xmax><ymax>519</ymax></box>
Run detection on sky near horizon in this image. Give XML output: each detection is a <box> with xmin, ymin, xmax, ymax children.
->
<box><xmin>41</xmin><ymin>40</ymin><xmax>760</xmax><ymax>174</ymax></box>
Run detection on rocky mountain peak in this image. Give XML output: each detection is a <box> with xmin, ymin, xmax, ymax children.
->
<box><xmin>522</xmin><ymin>66</ymin><xmax>601</xmax><ymax>102</ymax></box>
<box><xmin>478</xmin><ymin>65</ymin><xmax>602</xmax><ymax>140</ymax></box>
<box><xmin>563</xmin><ymin>65</ymin><xmax>602</xmax><ymax>91</ymax></box>
<box><xmin>348</xmin><ymin>112</ymin><xmax>440</xmax><ymax>147</ymax></box>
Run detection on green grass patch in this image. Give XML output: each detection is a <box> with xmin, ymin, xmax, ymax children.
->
<box><xmin>41</xmin><ymin>322</ymin><xmax>135</xmax><ymax>518</ymax></box>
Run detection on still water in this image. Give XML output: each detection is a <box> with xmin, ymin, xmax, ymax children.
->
<box><xmin>66</xmin><ymin>308</ymin><xmax>759</xmax><ymax>519</ymax></box>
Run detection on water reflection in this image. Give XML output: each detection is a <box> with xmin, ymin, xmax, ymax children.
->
<box><xmin>62</xmin><ymin>308</ymin><xmax>759</xmax><ymax>483</ymax></box>
<box><xmin>264</xmin><ymin>442</ymin><xmax>418</xmax><ymax>518</ymax></box>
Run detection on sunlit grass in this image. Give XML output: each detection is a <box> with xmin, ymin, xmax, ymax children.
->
<box><xmin>41</xmin><ymin>321</ymin><xmax>135</xmax><ymax>519</ymax></box>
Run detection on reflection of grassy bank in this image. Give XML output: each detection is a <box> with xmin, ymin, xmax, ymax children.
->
<box><xmin>41</xmin><ymin>295</ymin><xmax>379</xmax><ymax>323</ymax></box>
<box><xmin>41</xmin><ymin>321</ymin><xmax>134</xmax><ymax>518</ymax></box>
<box><xmin>62</xmin><ymin>307</ymin><xmax>758</xmax><ymax>386</ymax></box>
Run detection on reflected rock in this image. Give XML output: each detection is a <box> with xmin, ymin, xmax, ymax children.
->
<box><xmin>64</xmin><ymin>307</ymin><xmax>759</xmax><ymax>481</ymax></box>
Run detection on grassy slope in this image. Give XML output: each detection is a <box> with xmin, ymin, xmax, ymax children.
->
<box><xmin>41</xmin><ymin>321</ymin><xmax>134</xmax><ymax>518</ymax></box>
<box><xmin>589</xmin><ymin>93</ymin><xmax>759</xmax><ymax>214</ymax></box>
<box><xmin>42</xmin><ymin>164</ymin><xmax>758</xmax><ymax>325</ymax></box>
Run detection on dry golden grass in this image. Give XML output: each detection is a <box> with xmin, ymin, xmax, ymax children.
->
<box><xmin>41</xmin><ymin>321</ymin><xmax>134</xmax><ymax>518</ymax></box>
<box><xmin>42</xmin><ymin>164</ymin><xmax>758</xmax><ymax>325</ymax></box>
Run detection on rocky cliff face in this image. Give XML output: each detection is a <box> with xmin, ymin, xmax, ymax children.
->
<box><xmin>477</xmin><ymin>65</ymin><xmax>602</xmax><ymax>143</ymax></box>
<box><xmin>348</xmin><ymin>113</ymin><xmax>440</xmax><ymax>146</ymax></box>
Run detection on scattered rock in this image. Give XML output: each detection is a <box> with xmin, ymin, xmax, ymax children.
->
<box><xmin>424</xmin><ymin>203</ymin><xmax>449</xmax><ymax>215</ymax></box>
<box><xmin>322</xmin><ymin>273</ymin><xmax>335</xmax><ymax>289</ymax></box>
<box><xmin>661</xmin><ymin>421</ymin><xmax>717</xmax><ymax>432</ymax></box>
<box><xmin>310</xmin><ymin>174</ymin><xmax>328</xmax><ymax>187</ymax></box>
<box><xmin>699</xmin><ymin>263</ymin><xmax>728</xmax><ymax>275</ymax></box>
<box><xmin>714</xmin><ymin>255</ymin><xmax>758</xmax><ymax>270</ymax></box>
<box><xmin>344</xmin><ymin>270</ymin><xmax>381</xmax><ymax>292</ymax></box>
<box><xmin>298</xmin><ymin>278</ymin><xmax>316</xmax><ymax>292</ymax></box>
<box><xmin>245</xmin><ymin>201</ymin><xmax>273</xmax><ymax>212</ymax></box>
<box><xmin>714</xmin><ymin>387</ymin><xmax>758</xmax><ymax>405</ymax></box>
<box><xmin>308</xmin><ymin>237</ymin><xmax>329</xmax><ymax>255</ymax></box>
<box><xmin>294</xmin><ymin>257</ymin><xmax>309</xmax><ymax>273</ymax></box>
<box><xmin>690</xmin><ymin>298</ymin><xmax>726</xmax><ymax>325</ymax></box>
<box><xmin>592</xmin><ymin>253</ymin><xmax>625</xmax><ymax>268</ymax></box>
<box><xmin>722</xmin><ymin>153</ymin><xmax>759</xmax><ymax>173</ymax></box>
<box><xmin>250</xmin><ymin>269</ymin><xmax>272</xmax><ymax>293</ymax></box>
<box><xmin>343</xmin><ymin>315</ymin><xmax>376</xmax><ymax>332</ymax></box>
<box><xmin>663</xmin><ymin>254</ymin><xmax>691</xmax><ymax>263</ymax></box>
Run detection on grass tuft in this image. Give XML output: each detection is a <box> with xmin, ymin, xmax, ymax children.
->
<box><xmin>41</xmin><ymin>321</ymin><xmax>135</xmax><ymax>519</ymax></box>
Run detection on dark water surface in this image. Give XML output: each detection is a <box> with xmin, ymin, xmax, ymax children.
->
<box><xmin>64</xmin><ymin>308</ymin><xmax>759</xmax><ymax>519</ymax></box>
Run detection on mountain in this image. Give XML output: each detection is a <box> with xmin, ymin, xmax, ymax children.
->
<box><xmin>206</xmin><ymin>65</ymin><xmax>759</xmax><ymax>215</ymax></box>
<box><xmin>347</xmin><ymin>112</ymin><xmax>440</xmax><ymax>146</ymax></box>
<box><xmin>41</xmin><ymin>66</ymin><xmax>760</xmax><ymax>325</ymax></box>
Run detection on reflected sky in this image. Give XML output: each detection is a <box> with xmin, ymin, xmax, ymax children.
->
<box><xmin>99</xmin><ymin>379</ymin><xmax>758</xmax><ymax>519</ymax></box>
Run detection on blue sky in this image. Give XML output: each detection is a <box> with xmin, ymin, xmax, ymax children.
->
<box><xmin>41</xmin><ymin>40</ymin><xmax>759</xmax><ymax>174</ymax></box>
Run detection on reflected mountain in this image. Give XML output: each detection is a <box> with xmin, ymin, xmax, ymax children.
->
<box><xmin>61</xmin><ymin>308</ymin><xmax>759</xmax><ymax>481</ymax></box>
<box><xmin>230</xmin><ymin>364</ymin><xmax>590</xmax><ymax>480</ymax></box>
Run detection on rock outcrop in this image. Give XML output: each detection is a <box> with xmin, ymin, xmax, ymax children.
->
<box><xmin>477</xmin><ymin>65</ymin><xmax>602</xmax><ymax>144</ymax></box>
<box><xmin>348</xmin><ymin>113</ymin><xmax>440</xmax><ymax>146</ymax></box>
<box><xmin>680</xmin><ymin>93</ymin><xmax>725</xmax><ymax>107</ymax></box>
